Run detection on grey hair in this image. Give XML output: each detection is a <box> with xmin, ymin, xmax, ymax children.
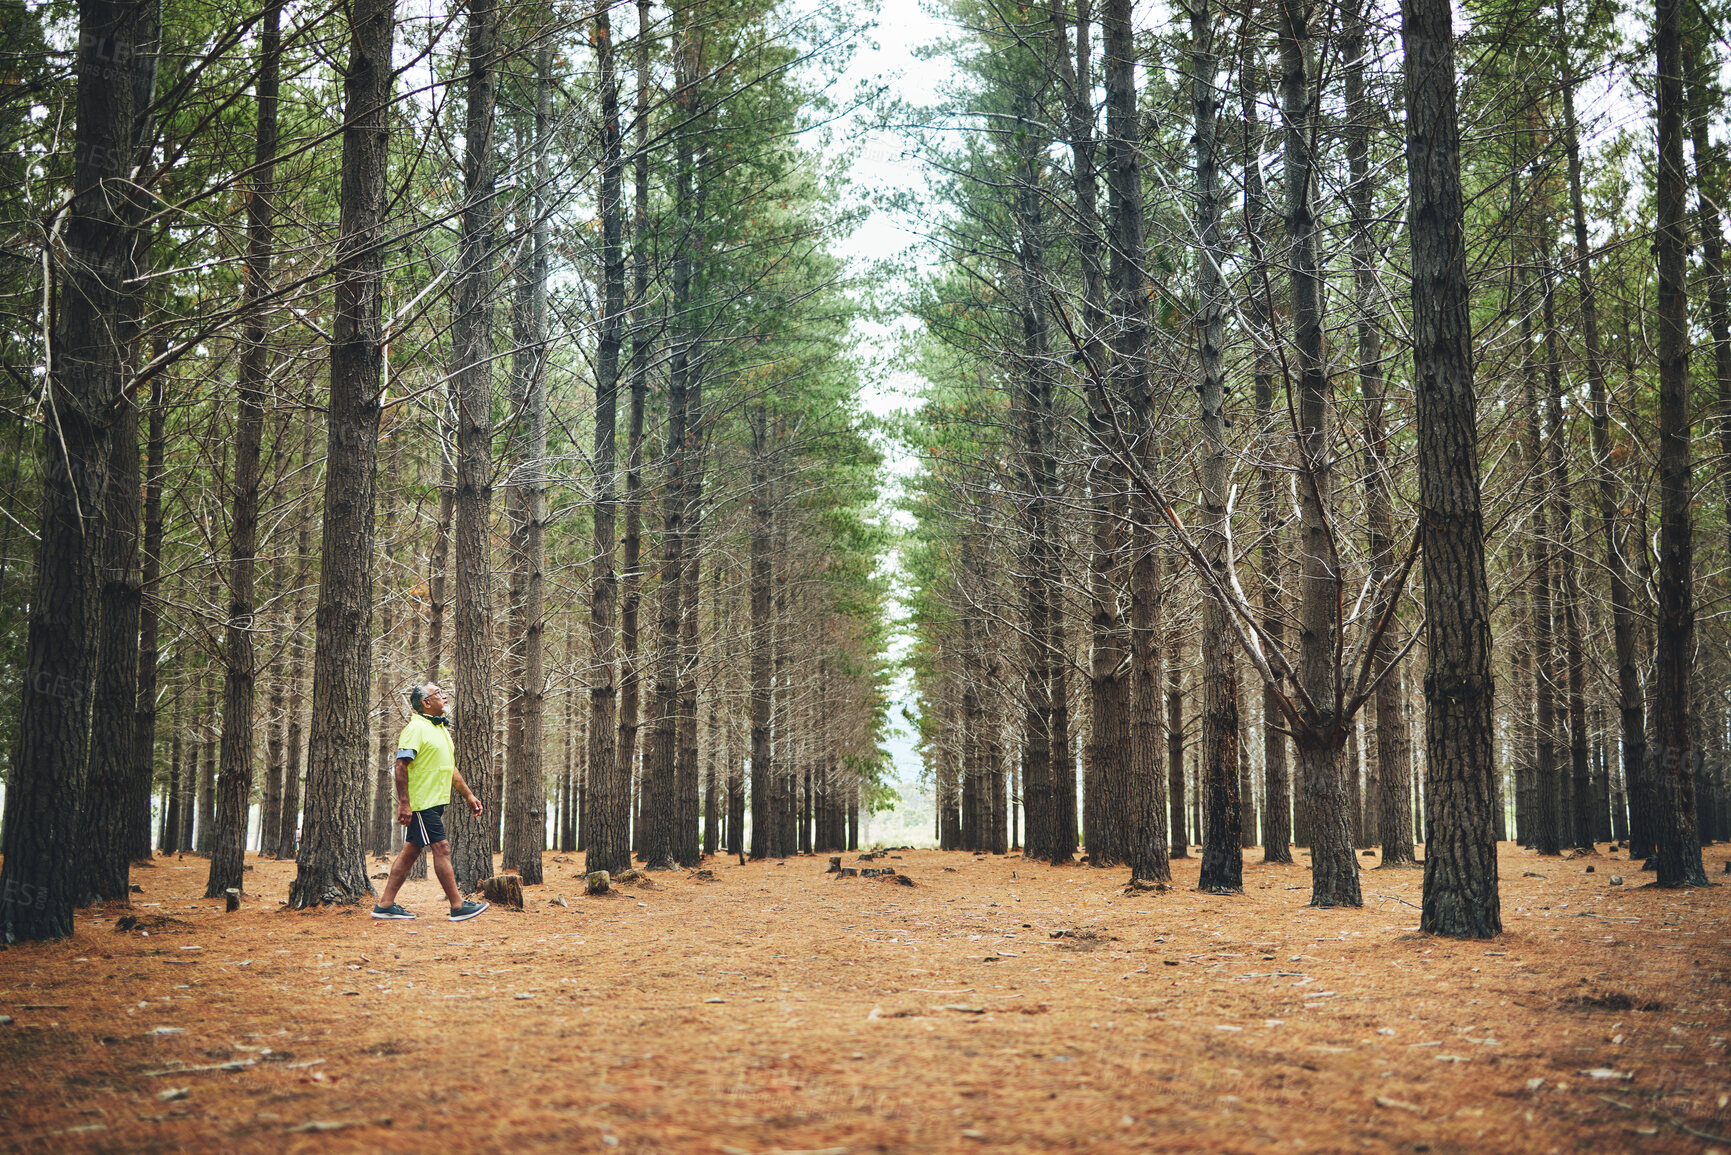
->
<box><xmin>408</xmin><ymin>682</ymin><xmax>436</xmax><ymax>712</ymax></box>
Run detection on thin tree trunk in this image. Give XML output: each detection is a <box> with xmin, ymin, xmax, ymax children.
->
<box><xmin>1538</xmin><ymin>249</ymin><xmax>1593</xmax><ymax>852</ymax></box>
<box><xmin>207</xmin><ymin>0</ymin><xmax>282</xmax><ymax>898</ymax></box>
<box><xmin>1342</xmin><ymin>0</ymin><xmax>1414</xmax><ymax>868</ymax></box>
<box><xmin>1100</xmin><ymin>0</ymin><xmax>1166</xmax><ymax>884</ymax></box>
<box><xmin>276</xmin><ymin>417</ymin><xmax>315</xmax><ymax>860</ymax></box>
<box><xmin>643</xmin><ymin>26</ymin><xmax>697</xmax><ymax>870</ymax></box>
<box><xmin>1236</xmin><ymin>43</ymin><xmax>1289</xmax><ymax>866</ymax></box>
<box><xmin>132</xmin><ymin>370</ymin><xmax>168</xmax><ymax>861</ymax></box>
<box><xmin>260</xmin><ymin>416</ymin><xmax>291</xmax><ymax>860</ymax></box>
<box><xmin>446</xmin><ymin>0</ymin><xmax>500</xmax><ymax>896</ymax></box>
<box><xmin>616</xmin><ymin>0</ymin><xmax>653</xmax><ymax>865</ymax></box>
<box><xmin>371</xmin><ymin>444</ymin><xmax>398</xmax><ymax>857</ymax></box>
<box><xmin>164</xmin><ymin>678</ymin><xmax>184</xmax><ymax>853</ymax></box>
<box><xmin>1555</xmin><ymin>0</ymin><xmax>1647</xmax><ymax>863</ymax></box>
<box><xmin>1192</xmin><ymin>0</ymin><xmax>1238</xmax><ymax>891</ymax></box>
<box><xmin>675</xmin><ymin>356</ymin><xmax>705</xmax><ymax>868</ymax></box>
<box><xmin>1651</xmin><ymin>0</ymin><xmax>1707</xmax><ymax>887</ymax></box>
<box><xmin>502</xmin><ymin>40</ymin><xmax>552</xmax><ymax>884</ymax></box>
<box><xmin>584</xmin><ymin>2</ymin><xmax>627</xmax><ymax>877</ymax></box>
<box><xmin>1279</xmin><ymin>0</ymin><xmax>1356</xmax><ymax>907</ymax></box>
<box><xmin>748</xmin><ymin>407</ymin><xmax>774</xmax><ymax>858</ymax></box>
<box><xmin>1011</xmin><ymin>93</ymin><xmax>1057</xmax><ymax>865</ymax></box>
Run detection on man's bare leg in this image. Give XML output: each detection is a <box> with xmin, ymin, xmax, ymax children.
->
<box><xmin>377</xmin><ymin>842</ymin><xmax>422</xmax><ymax>908</ymax></box>
<box><xmin>429</xmin><ymin>840</ymin><xmax>461</xmax><ymax>908</ymax></box>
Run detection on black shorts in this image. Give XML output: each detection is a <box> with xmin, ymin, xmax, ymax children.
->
<box><xmin>407</xmin><ymin>805</ymin><xmax>447</xmax><ymax>848</ymax></box>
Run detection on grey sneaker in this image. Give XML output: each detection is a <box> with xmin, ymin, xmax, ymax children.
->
<box><xmin>449</xmin><ymin>900</ymin><xmax>489</xmax><ymax>922</ymax></box>
<box><xmin>371</xmin><ymin>903</ymin><xmax>415</xmax><ymax>920</ymax></box>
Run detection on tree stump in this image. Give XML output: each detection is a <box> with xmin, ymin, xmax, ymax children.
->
<box><xmin>224</xmin><ymin>888</ymin><xmax>240</xmax><ymax>913</ymax></box>
<box><xmin>479</xmin><ymin>873</ymin><xmax>524</xmax><ymax>909</ymax></box>
<box><xmin>826</xmin><ymin>856</ymin><xmax>841</xmax><ymax>873</ymax></box>
<box><xmin>585</xmin><ymin>871</ymin><xmax>611</xmax><ymax>896</ymax></box>
<box><xmin>837</xmin><ymin>867</ymin><xmax>859</xmax><ymax>878</ymax></box>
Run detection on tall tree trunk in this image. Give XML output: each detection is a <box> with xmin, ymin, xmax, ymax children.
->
<box><xmin>276</xmin><ymin>417</ymin><xmax>315</xmax><ymax>859</ymax></box>
<box><xmin>1238</xmin><ymin>41</ymin><xmax>1290</xmax><ymax>866</ymax></box>
<box><xmin>1166</xmin><ymin>641</ymin><xmax>1186</xmax><ymax>856</ymax></box>
<box><xmin>1101</xmin><ymin>0</ymin><xmax>1166</xmax><ymax>884</ymax></box>
<box><xmin>207</xmin><ymin>0</ymin><xmax>283</xmax><ymax>897</ymax></box>
<box><xmin>1012</xmin><ymin>97</ymin><xmax>1055</xmax><ymax>866</ymax></box>
<box><xmin>1519</xmin><ymin>261</ymin><xmax>1564</xmax><ymax>857</ymax></box>
<box><xmin>1538</xmin><ymin>249</ymin><xmax>1594</xmax><ymax>852</ymax></box>
<box><xmin>447</xmin><ymin>0</ymin><xmax>500</xmax><ymax>895</ymax></box>
<box><xmin>643</xmin><ymin>23</ymin><xmax>697</xmax><ymax>870</ymax></box>
<box><xmin>425</xmin><ymin>466</ymin><xmax>452</xmax><ymax>681</ymax></box>
<box><xmin>748</xmin><ymin>407</ymin><xmax>773</xmax><ymax>858</ymax></box>
<box><xmin>1046</xmin><ymin>0</ymin><xmax>1092</xmax><ymax>867</ymax></box>
<box><xmin>616</xmin><ymin>0</ymin><xmax>653</xmax><ymax>864</ymax></box>
<box><xmin>1192</xmin><ymin>0</ymin><xmax>1239</xmax><ymax>893</ymax></box>
<box><xmin>1057</xmin><ymin>0</ymin><xmax>1126</xmax><ymax>872</ymax></box>
<box><xmin>136</xmin><ymin>375</ymin><xmax>168</xmax><ymax>858</ymax></box>
<box><xmin>80</xmin><ymin>387</ymin><xmax>142</xmax><ymax>903</ymax></box>
<box><xmin>371</xmin><ymin>444</ymin><xmax>398</xmax><ymax>856</ymax></box>
<box><xmin>1279</xmin><ymin>0</ymin><xmax>1356</xmax><ymax>907</ymax></box>
<box><xmin>502</xmin><ymin>40</ymin><xmax>552</xmax><ymax>884</ymax></box>
<box><xmin>584</xmin><ymin>2</ymin><xmax>627</xmax><ymax>876</ymax></box>
<box><xmin>3</xmin><ymin>0</ymin><xmax>157</xmax><ymax>940</ymax></box>
<box><xmin>163</xmin><ymin>678</ymin><xmax>184</xmax><ymax>852</ymax></box>
<box><xmin>260</xmin><ymin>415</ymin><xmax>292</xmax><ymax>860</ymax></box>
<box><xmin>1687</xmin><ymin>39</ymin><xmax>1731</xmax><ymax>778</ymax></box>
<box><xmin>1651</xmin><ymin>0</ymin><xmax>1707</xmax><ymax>887</ymax></box>
<box><xmin>1405</xmin><ymin>0</ymin><xmax>1501</xmax><ymax>936</ymax></box>
<box><xmin>288</xmin><ymin>0</ymin><xmax>395</xmax><ymax>907</ymax></box>
<box><xmin>676</xmin><ymin>369</ymin><xmax>705</xmax><ymax>868</ymax></box>
<box><xmin>1556</xmin><ymin>11</ymin><xmax>1646</xmax><ymax>861</ymax></box>
<box><xmin>1343</xmin><ymin>0</ymin><xmax>1414</xmax><ymax>868</ymax></box>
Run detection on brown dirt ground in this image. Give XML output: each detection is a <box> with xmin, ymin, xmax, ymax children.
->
<box><xmin>1</xmin><ymin>842</ymin><xmax>1728</xmax><ymax>1154</ymax></box>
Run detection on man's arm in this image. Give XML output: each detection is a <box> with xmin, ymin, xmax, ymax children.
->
<box><xmin>394</xmin><ymin>756</ymin><xmax>412</xmax><ymax>825</ymax></box>
<box><xmin>451</xmin><ymin>767</ymin><xmax>483</xmax><ymax>817</ymax></box>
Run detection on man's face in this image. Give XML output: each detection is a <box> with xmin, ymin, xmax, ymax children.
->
<box><xmin>421</xmin><ymin>684</ymin><xmax>446</xmax><ymax>716</ymax></box>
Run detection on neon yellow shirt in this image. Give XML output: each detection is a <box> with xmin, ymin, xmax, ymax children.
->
<box><xmin>396</xmin><ymin>713</ymin><xmax>454</xmax><ymax>812</ymax></box>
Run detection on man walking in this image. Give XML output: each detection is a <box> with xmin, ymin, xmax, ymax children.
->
<box><xmin>372</xmin><ymin>682</ymin><xmax>489</xmax><ymax>922</ymax></box>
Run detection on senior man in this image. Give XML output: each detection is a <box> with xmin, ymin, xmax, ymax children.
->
<box><xmin>372</xmin><ymin>682</ymin><xmax>489</xmax><ymax>922</ymax></box>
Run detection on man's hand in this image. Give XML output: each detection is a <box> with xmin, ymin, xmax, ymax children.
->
<box><xmin>397</xmin><ymin>801</ymin><xmax>411</xmax><ymax>828</ymax></box>
<box><xmin>466</xmin><ymin>793</ymin><xmax>484</xmax><ymax>818</ymax></box>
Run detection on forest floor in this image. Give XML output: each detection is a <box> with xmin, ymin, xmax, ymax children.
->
<box><xmin>0</xmin><ymin>842</ymin><xmax>1728</xmax><ymax>1154</ymax></box>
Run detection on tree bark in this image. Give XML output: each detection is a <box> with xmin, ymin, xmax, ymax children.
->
<box><xmin>502</xmin><ymin>40</ymin><xmax>552</xmax><ymax>884</ymax></box>
<box><xmin>447</xmin><ymin>0</ymin><xmax>500</xmax><ymax>896</ymax></box>
<box><xmin>1277</xmin><ymin>0</ymin><xmax>1356</xmax><ymax>907</ymax></box>
<box><xmin>3</xmin><ymin>0</ymin><xmax>158</xmax><ymax>941</ymax></box>
<box><xmin>583</xmin><ymin>2</ymin><xmax>627</xmax><ymax>877</ymax></box>
<box><xmin>1556</xmin><ymin>8</ymin><xmax>1646</xmax><ymax>861</ymax></box>
<box><xmin>276</xmin><ymin>417</ymin><xmax>315</xmax><ymax>859</ymax></box>
<box><xmin>749</xmin><ymin>406</ymin><xmax>774</xmax><ymax>858</ymax></box>
<box><xmin>136</xmin><ymin>375</ymin><xmax>168</xmax><ymax>859</ymax></box>
<box><xmin>1236</xmin><ymin>40</ymin><xmax>1290</xmax><ymax>866</ymax></box>
<box><xmin>1100</xmin><ymin>0</ymin><xmax>1166</xmax><ymax>884</ymax></box>
<box><xmin>1651</xmin><ymin>0</ymin><xmax>1707</xmax><ymax>888</ymax></box>
<box><xmin>1404</xmin><ymin>0</ymin><xmax>1501</xmax><ymax>935</ymax></box>
<box><xmin>288</xmin><ymin>0</ymin><xmax>394</xmax><ymax>908</ymax></box>
<box><xmin>80</xmin><ymin>389</ymin><xmax>142</xmax><ymax>903</ymax></box>
<box><xmin>1189</xmin><ymin>0</ymin><xmax>1239</xmax><ymax>893</ymax></box>
<box><xmin>616</xmin><ymin>0</ymin><xmax>653</xmax><ymax>864</ymax></box>
<box><xmin>1342</xmin><ymin>0</ymin><xmax>1414</xmax><ymax>868</ymax></box>
<box><xmin>207</xmin><ymin>0</ymin><xmax>282</xmax><ymax>898</ymax></box>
